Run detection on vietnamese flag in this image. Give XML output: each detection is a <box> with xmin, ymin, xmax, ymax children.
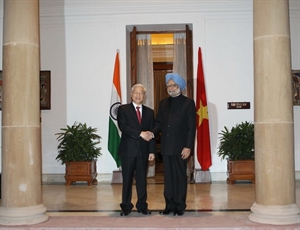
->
<box><xmin>196</xmin><ymin>47</ymin><xmax>212</xmax><ymax>171</ymax></box>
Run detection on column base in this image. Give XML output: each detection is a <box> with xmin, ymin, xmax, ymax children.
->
<box><xmin>0</xmin><ymin>204</ymin><xmax>48</xmax><ymax>226</ymax></box>
<box><xmin>249</xmin><ymin>202</ymin><xmax>300</xmax><ymax>225</ymax></box>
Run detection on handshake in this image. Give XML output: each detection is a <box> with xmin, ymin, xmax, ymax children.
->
<box><xmin>140</xmin><ymin>131</ymin><xmax>155</xmax><ymax>141</ymax></box>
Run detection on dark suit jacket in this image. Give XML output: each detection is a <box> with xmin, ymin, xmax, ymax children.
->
<box><xmin>117</xmin><ymin>103</ymin><xmax>156</xmax><ymax>157</ymax></box>
<box><xmin>153</xmin><ymin>94</ymin><xmax>196</xmax><ymax>156</ymax></box>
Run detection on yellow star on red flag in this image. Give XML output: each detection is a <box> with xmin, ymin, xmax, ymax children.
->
<box><xmin>197</xmin><ymin>99</ymin><xmax>208</xmax><ymax>126</ymax></box>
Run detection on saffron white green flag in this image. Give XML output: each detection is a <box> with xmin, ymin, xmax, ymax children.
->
<box><xmin>108</xmin><ymin>52</ymin><xmax>122</xmax><ymax>168</ymax></box>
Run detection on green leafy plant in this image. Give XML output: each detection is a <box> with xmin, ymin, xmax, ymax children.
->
<box><xmin>217</xmin><ymin>121</ymin><xmax>254</xmax><ymax>161</ymax></box>
<box><xmin>55</xmin><ymin>122</ymin><xmax>102</xmax><ymax>164</ymax></box>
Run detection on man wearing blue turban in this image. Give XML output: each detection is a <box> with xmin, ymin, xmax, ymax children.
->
<box><xmin>165</xmin><ymin>73</ymin><xmax>187</xmax><ymax>91</ymax></box>
<box><xmin>152</xmin><ymin>73</ymin><xmax>196</xmax><ymax>216</ymax></box>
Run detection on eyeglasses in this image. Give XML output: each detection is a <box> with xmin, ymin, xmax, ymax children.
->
<box><xmin>132</xmin><ymin>92</ymin><xmax>145</xmax><ymax>96</ymax></box>
<box><xmin>166</xmin><ymin>84</ymin><xmax>178</xmax><ymax>89</ymax></box>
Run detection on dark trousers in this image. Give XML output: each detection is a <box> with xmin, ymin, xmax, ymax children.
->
<box><xmin>120</xmin><ymin>153</ymin><xmax>148</xmax><ymax>211</ymax></box>
<box><xmin>163</xmin><ymin>155</ymin><xmax>187</xmax><ymax>211</ymax></box>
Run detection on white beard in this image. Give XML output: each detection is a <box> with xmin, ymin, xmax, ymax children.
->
<box><xmin>168</xmin><ymin>87</ymin><xmax>181</xmax><ymax>97</ymax></box>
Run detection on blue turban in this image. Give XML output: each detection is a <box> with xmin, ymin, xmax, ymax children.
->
<box><xmin>165</xmin><ymin>73</ymin><xmax>186</xmax><ymax>91</ymax></box>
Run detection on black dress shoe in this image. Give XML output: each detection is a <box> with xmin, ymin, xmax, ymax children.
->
<box><xmin>120</xmin><ymin>210</ymin><xmax>131</xmax><ymax>216</ymax></box>
<box><xmin>159</xmin><ymin>209</ymin><xmax>172</xmax><ymax>215</ymax></box>
<box><xmin>174</xmin><ymin>210</ymin><xmax>184</xmax><ymax>216</ymax></box>
<box><xmin>137</xmin><ymin>208</ymin><xmax>151</xmax><ymax>215</ymax></box>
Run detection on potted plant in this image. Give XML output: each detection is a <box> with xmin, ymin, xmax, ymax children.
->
<box><xmin>55</xmin><ymin>122</ymin><xmax>102</xmax><ymax>186</ymax></box>
<box><xmin>217</xmin><ymin>121</ymin><xmax>255</xmax><ymax>184</ymax></box>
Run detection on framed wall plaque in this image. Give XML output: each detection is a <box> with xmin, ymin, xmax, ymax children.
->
<box><xmin>0</xmin><ymin>70</ymin><xmax>51</xmax><ymax>110</ymax></box>
<box><xmin>292</xmin><ymin>70</ymin><xmax>300</xmax><ymax>106</ymax></box>
<box><xmin>0</xmin><ymin>71</ymin><xmax>2</xmax><ymax>109</ymax></box>
<box><xmin>40</xmin><ymin>70</ymin><xmax>51</xmax><ymax>110</ymax></box>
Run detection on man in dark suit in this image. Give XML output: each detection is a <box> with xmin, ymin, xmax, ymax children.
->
<box><xmin>153</xmin><ymin>73</ymin><xmax>196</xmax><ymax>216</ymax></box>
<box><xmin>117</xmin><ymin>84</ymin><xmax>155</xmax><ymax>216</ymax></box>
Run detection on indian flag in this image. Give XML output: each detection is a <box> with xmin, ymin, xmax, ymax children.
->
<box><xmin>108</xmin><ymin>51</ymin><xmax>122</xmax><ymax>168</ymax></box>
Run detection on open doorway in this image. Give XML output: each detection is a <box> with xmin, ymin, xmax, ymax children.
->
<box><xmin>126</xmin><ymin>24</ymin><xmax>195</xmax><ymax>183</ymax></box>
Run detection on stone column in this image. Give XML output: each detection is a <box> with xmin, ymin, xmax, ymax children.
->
<box><xmin>0</xmin><ymin>0</ymin><xmax>48</xmax><ymax>225</ymax></box>
<box><xmin>250</xmin><ymin>0</ymin><xmax>300</xmax><ymax>225</ymax></box>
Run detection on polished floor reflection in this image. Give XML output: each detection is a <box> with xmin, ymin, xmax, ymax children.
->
<box><xmin>42</xmin><ymin>173</ymin><xmax>299</xmax><ymax>214</ymax></box>
<box><xmin>43</xmin><ymin>181</ymin><xmax>256</xmax><ymax>213</ymax></box>
<box><xmin>1</xmin><ymin>173</ymin><xmax>300</xmax><ymax>229</ymax></box>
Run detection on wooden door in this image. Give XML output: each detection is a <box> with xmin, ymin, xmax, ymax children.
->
<box><xmin>130</xmin><ymin>26</ymin><xmax>195</xmax><ymax>182</ymax></box>
<box><xmin>130</xmin><ymin>26</ymin><xmax>137</xmax><ymax>86</ymax></box>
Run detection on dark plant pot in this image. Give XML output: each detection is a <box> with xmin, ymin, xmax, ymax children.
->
<box><xmin>65</xmin><ymin>160</ymin><xmax>97</xmax><ymax>186</ymax></box>
<box><xmin>227</xmin><ymin>160</ymin><xmax>255</xmax><ymax>184</ymax></box>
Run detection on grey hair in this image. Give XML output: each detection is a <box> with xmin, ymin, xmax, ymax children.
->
<box><xmin>131</xmin><ymin>84</ymin><xmax>147</xmax><ymax>94</ymax></box>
